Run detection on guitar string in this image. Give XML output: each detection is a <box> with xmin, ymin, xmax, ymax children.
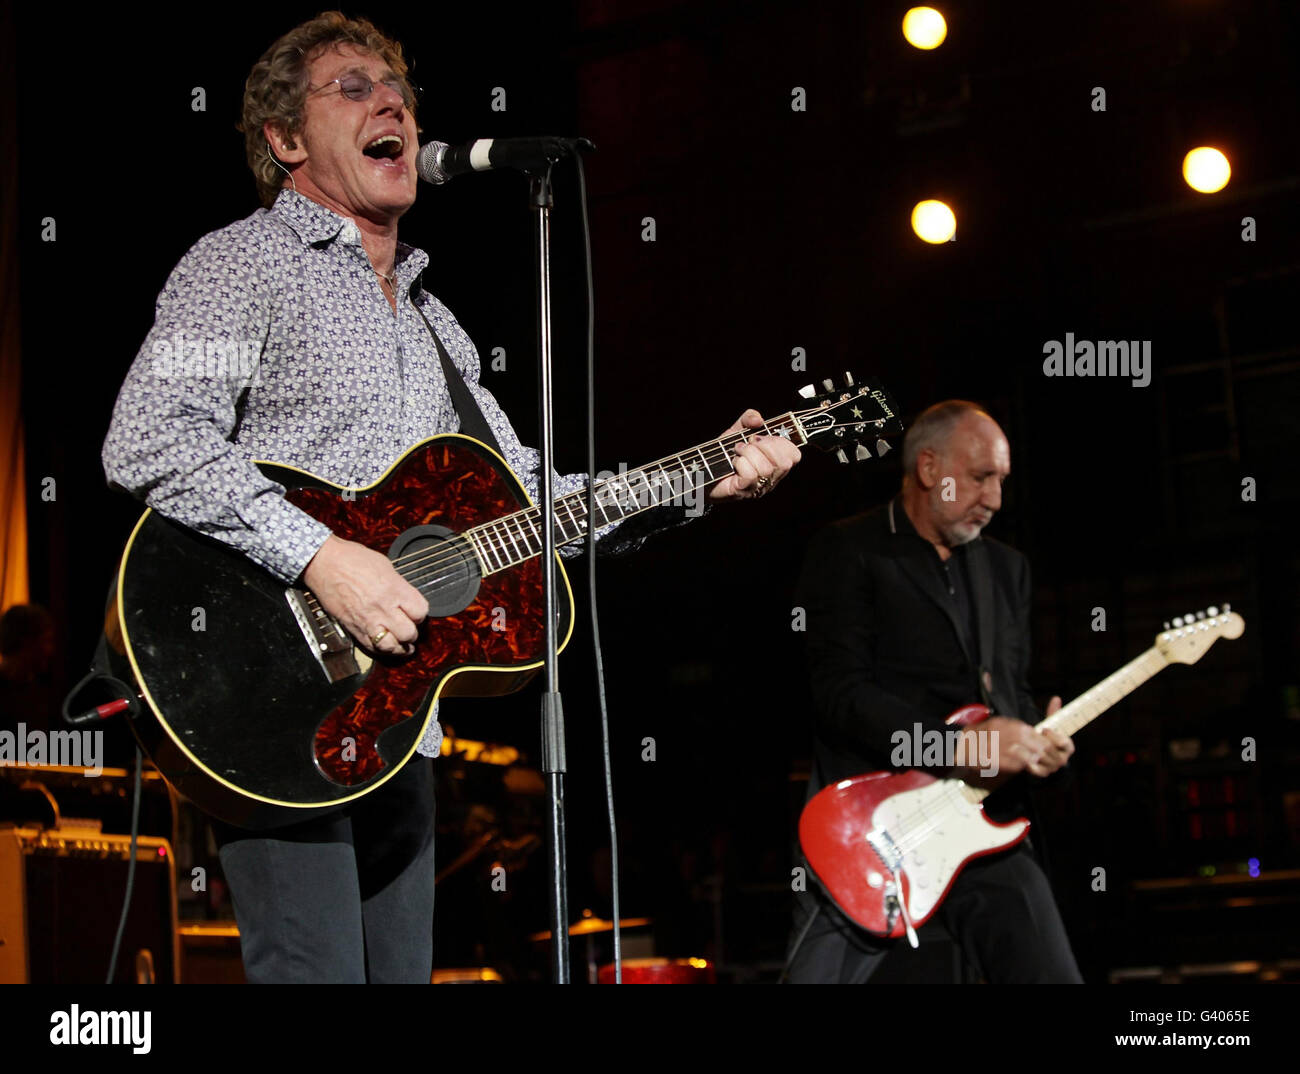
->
<box><xmin>381</xmin><ymin>411</ymin><xmax>893</xmax><ymax>593</ymax></box>
<box><xmin>387</xmin><ymin>438</ymin><xmax>746</xmax><ymax>593</ymax></box>
<box><xmin>301</xmin><ymin>405</ymin><xmax>892</xmax><ymax>639</ymax></box>
<box><xmin>877</xmin><ymin>781</ymin><xmax>987</xmax><ymax>867</ymax></box>
<box><xmin>875</xmin><ymin>656</ymin><xmax>1163</xmax><ymax>856</ymax></box>
<box><xmin>298</xmin><ymin>431</ymin><xmax>772</xmax><ymax>643</ymax></box>
<box><xmin>388</xmin><ymin>424</ymin><xmax>779</xmax><ymax>573</ymax></box>
<box><xmin>375</xmin><ymin>433</ymin><xmax>754</xmax><ymax>586</ymax></box>
<box><xmin>883</xmin><ymin>648</ymin><xmax>1201</xmax><ymax>870</ymax></box>
<box><xmin>370</xmin><ymin>422</ymin><xmax>794</xmax><ymax>593</ymax></box>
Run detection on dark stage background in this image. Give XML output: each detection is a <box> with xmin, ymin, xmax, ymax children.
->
<box><xmin>11</xmin><ymin>0</ymin><xmax>1300</xmax><ymax>981</ymax></box>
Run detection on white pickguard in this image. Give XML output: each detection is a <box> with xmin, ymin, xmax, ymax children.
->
<box><xmin>869</xmin><ymin>780</ymin><xmax>1028</xmax><ymax>922</ymax></box>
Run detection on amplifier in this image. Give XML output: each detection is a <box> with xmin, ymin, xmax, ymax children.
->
<box><xmin>0</xmin><ymin>824</ymin><xmax>178</xmax><ymax>983</ymax></box>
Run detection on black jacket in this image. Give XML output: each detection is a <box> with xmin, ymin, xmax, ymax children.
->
<box><xmin>798</xmin><ymin>497</ymin><xmax>1045</xmax><ymax>812</ymax></box>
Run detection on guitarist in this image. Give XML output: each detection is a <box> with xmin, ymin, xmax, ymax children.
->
<box><xmin>100</xmin><ymin>12</ymin><xmax>799</xmax><ymax>983</ymax></box>
<box><xmin>786</xmin><ymin>400</ymin><xmax>1080</xmax><ymax>983</ymax></box>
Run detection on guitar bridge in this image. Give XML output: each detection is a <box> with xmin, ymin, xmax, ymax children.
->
<box><xmin>285</xmin><ymin>588</ymin><xmax>363</xmax><ymax>683</ymax></box>
<box><xmin>865</xmin><ymin>827</ymin><xmax>904</xmax><ymax>874</ymax></box>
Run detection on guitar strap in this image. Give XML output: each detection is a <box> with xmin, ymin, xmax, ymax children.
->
<box><xmin>966</xmin><ymin>540</ymin><xmax>998</xmax><ymax>712</ymax></box>
<box><xmin>413</xmin><ymin>300</ymin><xmax>505</xmax><ymax>458</ymax></box>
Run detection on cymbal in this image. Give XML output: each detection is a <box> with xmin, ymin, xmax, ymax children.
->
<box><xmin>530</xmin><ymin>915</ymin><xmax>651</xmax><ymax>942</ymax></box>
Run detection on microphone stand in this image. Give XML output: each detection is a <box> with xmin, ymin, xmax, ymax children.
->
<box><xmin>528</xmin><ymin>154</ymin><xmax>575</xmax><ymax>984</ymax></box>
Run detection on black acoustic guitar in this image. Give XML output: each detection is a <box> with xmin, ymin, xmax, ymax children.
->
<box><xmin>102</xmin><ymin>376</ymin><xmax>901</xmax><ymax>828</ymax></box>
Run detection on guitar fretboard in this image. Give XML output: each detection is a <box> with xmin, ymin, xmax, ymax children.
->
<box><xmin>451</xmin><ymin>414</ymin><xmax>807</xmax><ymax>579</ymax></box>
<box><xmin>1036</xmin><ymin>647</ymin><xmax>1167</xmax><ymax>739</ymax></box>
<box><xmin>962</xmin><ymin>646</ymin><xmax>1169</xmax><ymax>804</ymax></box>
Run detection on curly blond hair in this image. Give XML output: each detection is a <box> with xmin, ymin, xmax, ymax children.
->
<box><xmin>240</xmin><ymin>11</ymin><xmax>414</xmax><ymax>207</ymax></box>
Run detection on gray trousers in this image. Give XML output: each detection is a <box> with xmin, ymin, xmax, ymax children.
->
<box><xmin>213</xmin><ymin>757</ymin><xmax>437</xmax><ymax>983</ymax></box>
<box><xmin>786</xmin><ymin>845</ymin><xmax>1083</xmax><ymax>983</ymax></box>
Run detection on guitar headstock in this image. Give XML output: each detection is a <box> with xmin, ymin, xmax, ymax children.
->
<box><xmin>1155</xmin><ymin>605</ymin><xmax>1245</xmax><ymax>665</ymax></box>
<box><xmin>794</xmin><ymin>374</ymin><xmax>906</xmax><ymax>463</ymax></box>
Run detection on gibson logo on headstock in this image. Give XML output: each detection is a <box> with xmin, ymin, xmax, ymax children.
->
<box><xmin>870</xmin><ymin>389</ymin><xmax>895</xmax><ymax>421</ymax></box>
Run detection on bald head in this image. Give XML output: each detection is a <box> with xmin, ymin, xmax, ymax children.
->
<box><xmin>902</xmin><ymin>400</ymin><xmax>995</xmax><ymax>473</ymax></box>
<box><xmin>900</xmin><ymin>401</ymin><xmax>1010</xmax><ymax>553</ymax></box>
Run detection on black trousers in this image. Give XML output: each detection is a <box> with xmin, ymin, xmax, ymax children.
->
<box><xmin>211</xmin><ymin>757</ymin><xmax>437</xmax><ymax>983</ymax></box>
<box><xmin>785</xmin><ymin>845</ymin><xmax>1082</xmax><ymax>983</ymax></box>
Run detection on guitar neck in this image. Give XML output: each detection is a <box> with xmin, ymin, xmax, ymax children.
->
<box><xmin>462</xmin><ymin>412</ymin><xmax>808</xmax><ymax>575</ymax></box>
<box><xmin>960</xmin><ymin>646</ymin><xmax>1170</xmax><ymax>805</ymax></box>
<box><xmin>1036</xmin><ymin>646</ymin><xmax>1169</xmax><ymax>739</ymax></box>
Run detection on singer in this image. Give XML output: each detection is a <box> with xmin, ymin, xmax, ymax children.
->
<box><xmin>99</xmin><ymin>11</ymin><xmax>799</xmax><ymax>983</ymax></box>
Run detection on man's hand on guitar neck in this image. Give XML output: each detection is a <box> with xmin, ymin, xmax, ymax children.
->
<box><xmin>706</xmin><ymin>409</ymin><xmax>801</xmax><ymax>503</ymax></box>
<box><xmin>303</xmin><ymin>535</ymin><xmax>429</xmax><ymax>656</ymax></box>
<box><xmin>954</xmin><ymin>698</ymin><xmax>1074</xmax><ymax>789</ymax></box>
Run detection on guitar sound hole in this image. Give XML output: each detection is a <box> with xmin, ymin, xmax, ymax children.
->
<box><xmin>388</xmin><ymin>525</ymin><xmax>482</xmax><ymax>618</ymax></box>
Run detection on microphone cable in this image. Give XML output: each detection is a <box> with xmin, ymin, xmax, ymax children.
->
<box><xmin>576</xmin><ymin>153</ymin><xmax>623</xmax><ymax>984</ymax></box>
<box><xmin>106</xmin><ymin>745</ymin><xmax>144</xmax><ymax>983</ymax></box>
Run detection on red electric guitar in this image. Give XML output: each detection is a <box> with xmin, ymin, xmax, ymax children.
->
<box><xmin>799</xmin><ymin>608</ymin><xmax>1245</xmax><ymax>944</ymax></box>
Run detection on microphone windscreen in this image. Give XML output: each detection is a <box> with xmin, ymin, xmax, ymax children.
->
<box><xmin>417</xmin><ymin>140</ymin><xmax>450</xmax><ymax>185</ymax></box>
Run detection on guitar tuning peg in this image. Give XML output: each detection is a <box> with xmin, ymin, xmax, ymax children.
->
<box><xmin>822</xmin><ymin>378</ymin><xmax>835</xmax><ymax>391</ymax></box>
<box><xmin>1196</xmin><ymin>610</ymin><xmax>1205</xmax><ymax>620</ymax></box>
<box><xmin>1163</xmin><ymin>621</ymin><xmax>1171</xmax><ymax>630</ymax></box>
<box><xmin>1207</xmin><ymin>606</ymin><xmax>1218</xmax><ymax>617</ymax></box>
<box><xmin>854</xmin><ymin>443</ymin><xmax>872</xmax><ymax>461</ymax></box>
<box><xmin>1172</xmin><ymin>617</ymin><xmax>1183</xmax><ymax>627</ymax></box>
<box><xmin>835</xmin><ymin>448</ymin><xmax>849</xmax><ymax>464</ymax></box>
<box><xmin>843</xmin><ymin>371</ymin><xmax>855</xmax><ymax>386</ymax></box>
<box><xmin>1223</xmin><ymin>602</ymin><xmax>1231</xmax><ymax>612</ymax></box>
<box><xmin>1185</xmin><ymin>612</ymin><xmax>1195</xmax><ymax>624</ymax></box>
<box><xmin>875</xmin><ymin>439</ymin><xmax>892</xmax><ymax>456</ymax></box>
<box><xmin>797</xmin><ymin>384</ymin><xmax>816</xmax><ymax>399</ymax></box>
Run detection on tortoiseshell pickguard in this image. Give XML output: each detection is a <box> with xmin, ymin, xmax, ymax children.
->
<box><xmin>281</xmin><ymin>437</ymin><xmax>565</xmax><ymax>787</ymax></box>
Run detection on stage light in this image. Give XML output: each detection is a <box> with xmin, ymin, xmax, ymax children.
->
<box><xmin>911</xmin><ymin>199</ymin><xmax>956</xmax><ymax>243</ymax></box>
<box><xmin>903</xmin><ymin>7</ymin><xmax>947</xmax><ymax>50</ymax></box>
<box><xmin>1182</xmin><ymin>146</ymin><xmax>1231</xmax><ymax>193</ymax></box>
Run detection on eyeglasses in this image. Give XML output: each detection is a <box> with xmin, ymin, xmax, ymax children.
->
<box><xmin>308</xmin><ymin>72</ymin><xmax>419</xmax><ymax>111</ymax></box>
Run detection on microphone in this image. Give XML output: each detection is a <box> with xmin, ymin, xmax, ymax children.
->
<box><xmin>417</xmin><ymin>137</ymin><xmax>593</xmax><ymax>184</ymax></box>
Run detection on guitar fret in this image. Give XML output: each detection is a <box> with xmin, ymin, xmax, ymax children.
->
<box><xmin>479</xmin><ymin>525</ymin><xmax>505</xmax><ymax>573</ymax></box>
<box><xmin>561</xmin><ymin>496</ymin><xmax>585</xmax><ymax>539</ymax></box>
<box><xmin>512</xmin><ymin>509</ymin><xmax>533</xmax><ymax>551</ymax></box>
<box><xmin>512</xmin><ymin>509</ymin><xmax>538</xmax><ymax>551</ymax></box>
<box><xmin>633</xmin><ymin>468</ymin><xmax>654</xmax><ymax>507</ymax></box>
<box><xmin>655</xmin><ymin>463</ymin><xmax>676</xmax><ymax>505</ymax></box>
<box><xmin>553</xmin><ymin>500</ymin><xmax>574</xmax><ymax>542</ymax></box>
<box><xmin>601</xmin><ymin>480</ymin><xmax>628</xmax><ymax>520</ymax></box>
<box><xmin>1040</xmin><ymin>649</ymin><xmax>1165</xmax><ymax>738</ymax></box>
<box><xmin>497</xmin><ymin>520</ymin><xmax>518</xmax><ymax>565</ymax></box>
<box><xmin>587</xmin><ymin>484</ymin><xmax>612</xmax><ymax>526</ymax></box>
<box><xmin>516</xmin><ymin>513</ymin><xmax>537</xmax><ymax>557</ymax></box>
<box><xmin>462</xmin><ymin>530</ymin><xmax>485</xmax><ymax>572</ymax></box>
<box><xmin>499</xmin><ymin>516</ymin><xmax>522</xmax><ymax>563</ymax></box>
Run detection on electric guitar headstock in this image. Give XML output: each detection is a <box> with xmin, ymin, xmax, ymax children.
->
<box><xmin>791</xmin><ymin>373</ymin><xmax>906</xmax><ymax>463</ymax></box>
<box><xmin>1155</xmin><ymin>605</ymin><xmax>1245</xmax><ymax>665</ymax></box>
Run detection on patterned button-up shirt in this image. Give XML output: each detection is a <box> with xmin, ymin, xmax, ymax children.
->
<box><xmin>103</xmin><ymin>189</ymin><xmax>681</xmax><ymax>755</ymax></box>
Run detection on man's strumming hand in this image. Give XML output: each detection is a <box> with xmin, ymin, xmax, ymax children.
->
<box><xmin>303</xmin><ymin>535</ymin><xmax>429</xmax><ymax>656</ymax></box>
